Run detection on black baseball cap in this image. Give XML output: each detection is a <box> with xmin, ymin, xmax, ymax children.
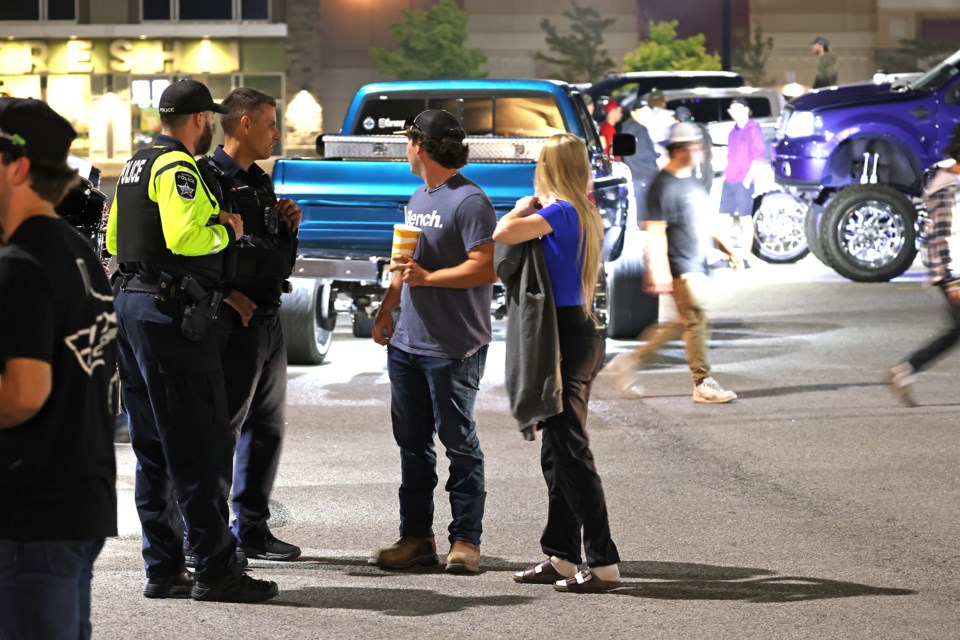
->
<box><xmin>402</xmin><ymin>109</ymin><xmax>465</xmax><ymax>140</ymax></box>
<box><xmin>729</xmin><ymin>97</ymin><xmax>750</xmax><ymax>108</ymax></box>
<box><xmin>159</xmin><ymin>79</ymin><xmax>228</xmax><ymax>115</ymax></box>
<box><xmin>0</xmin><ymin>97</ymin><xmax>76</xmax><ymax>165</ymax></box>
<box><xmin>810</xmin><ymin>36</ymin><xmax>830</xmax><ymax>47</ymax></box>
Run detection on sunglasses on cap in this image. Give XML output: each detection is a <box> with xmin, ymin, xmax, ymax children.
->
<box><xmin>0</xmin><ymin>128</ymin><xmax>27</xmax><ymax>159</ymax></box>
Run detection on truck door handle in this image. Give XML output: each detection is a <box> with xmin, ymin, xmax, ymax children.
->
<box><xmin>911</xmin><ymin>106</ymin><xmax>929</xmax><ymax>119</ymax></box>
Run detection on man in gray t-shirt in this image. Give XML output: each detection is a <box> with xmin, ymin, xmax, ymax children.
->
<box><xmin>370</xmin><ymin>109</ymin><xmax>497</xmax><ymax>575</ymax></box>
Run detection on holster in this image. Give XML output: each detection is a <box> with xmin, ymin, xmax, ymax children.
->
<box><xmin>179</xmin><ymin>275</ymin><xmax>223</xmax><ymax>342</ymax></box>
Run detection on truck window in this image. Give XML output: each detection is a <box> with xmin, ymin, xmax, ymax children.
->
<box><xmin>352</xmin><ymin>98</ymin><xmax>424</xmax><ymax>135</ymax></box>
<box><xmin>352</xmin><ymin>94</ymin><xmax>567</xmax><ymax>138</ymax></box>
<box><xmin>666</xmin><ymin>96</ymin><xmax>772</xmax><ymax>124</ymax></box>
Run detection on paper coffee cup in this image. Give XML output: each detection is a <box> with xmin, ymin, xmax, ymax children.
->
<box><xmin>390</xmin><ymin>224</ymin><xmax>421</xmax><ymax>267</ymax></box>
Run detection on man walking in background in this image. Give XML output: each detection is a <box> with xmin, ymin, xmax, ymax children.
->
<box><xmin>607</xmin><ymin>122</ymin><xmax>739</xmax><ymax>404</ymax></box>
<box><xmin>811</xmin><ymin>36</ymin><xmax>838</xmax><ymax>88</ymax></box>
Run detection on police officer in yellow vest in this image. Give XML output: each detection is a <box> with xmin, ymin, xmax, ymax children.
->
<box><xmin>106</xmin><ymin>79</ymin><xmax>278</xmax><ymax>603</ymax></box>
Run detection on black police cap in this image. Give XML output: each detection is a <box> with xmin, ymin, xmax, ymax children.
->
<box><xmin>159</xmin><ymin>79</ymin><xmax>229</xmax><ymax>116</ymax></box>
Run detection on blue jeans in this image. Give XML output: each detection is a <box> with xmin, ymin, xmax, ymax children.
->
<box><xmin>387</xmin><ymin>344</ymin><xmax>487</xmax><ymax>545</ymax></box>
<box><xmin>0</xmin><ymin>538</ymin><xmax>104</xmax><ymax>640</ymax></box>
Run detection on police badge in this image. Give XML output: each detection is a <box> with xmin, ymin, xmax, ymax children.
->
<box><xmin>175</xmin><ymin>171</ymin><xmax>197</xmax><ymax>200</ymax></box>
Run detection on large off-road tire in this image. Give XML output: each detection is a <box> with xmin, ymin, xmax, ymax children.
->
<box><xmin>819</xmin><ymin>184</ymin><xmax>917</xmax><ymax>282</ymax></box>
<box><xmin>605</xmin><ymin>238</ymin><xmax>658</xmax><ymax>340</ymax></box>
<box><xmin>751</xmin><ymin>191</ymin><xmax>810</xmax><ymax>264</ymax></box>
<box><xmin>352</xmin><ymin>312</ymin><xmax>375</xmax><ymax>338</ymax></box>
<box><xmin>803</xmin><ymin>203</ymin><xmax>832</xmax><ymax>267</ymax></box>
<box><xmin>280</xmin><ymin>278</ymin><xmax>336</xmax><ymax>365</ymax></box>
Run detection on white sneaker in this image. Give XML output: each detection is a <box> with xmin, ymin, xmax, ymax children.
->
<box><xmin>602</xmin><ymin>352</ymin><xmax>638</xmax><ymax>375</ymax></box>
<box><xmin>618</xmin><ymin>373</ymin><xmax>645</xmax><ymax>398</ymax></box>
<box><xmin>693</xmin><ymin>377</ymin><xmax>737</xmax><ymax>404</ymax></box>
<box><xmin>603</xmin><ymin>352</ymin><xmax>644</xmax><ymax>398</ymax></box>
<box><xmin>883</xmin><ymin>363</ymin><xmax>916</xmax><ymax>407</ymax></box>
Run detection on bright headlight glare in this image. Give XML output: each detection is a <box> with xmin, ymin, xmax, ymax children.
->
<box><xmin>784</xmin><ymin>111</ymin><xmax>816</xmax><ymax>138</ymax></box>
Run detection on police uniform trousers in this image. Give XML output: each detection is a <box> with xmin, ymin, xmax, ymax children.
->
<box><xmin>220</xmin><ymin>307</ymin><xmax>288</xmax><ymax>548</ymax></box>
<box><xmin>115</xmin><ymin>289</ymin><xmax>241</xmax><ymax>585</ymax></box>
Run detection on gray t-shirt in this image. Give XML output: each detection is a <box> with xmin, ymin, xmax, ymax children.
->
<box><xmin>391</xmin><ymin>173</ymin><xmax>496</xmax><ymax>359</ymax></box>
<box><xmin>645</xmin><ymin>170</ymin><xmax>709</xmax><ymax>277</ymax></box>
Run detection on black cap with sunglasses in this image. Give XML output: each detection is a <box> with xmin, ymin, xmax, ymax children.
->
<box><xmin>401</xmin><ymin>109</ymin><xmax>466</xmax><ymax>141</ymax></box>
<box><xmin>0</xmin><ymin>97</ymin><xmax>76</xmax><ymax>166</ymax></box>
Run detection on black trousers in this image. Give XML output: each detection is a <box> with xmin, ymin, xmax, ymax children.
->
<box><xmin>116</xmin><ymin>290</ymin><xmax>240</xmax><ymax>584</ymax></box>
<box><xmin>221</xmin><ymin>310</ymin><xmax>288</xmax><ymax>547</ymax></box>
<box><xmin>539</xmin><ymin>307</ymin><xmax>621</xmax><ymax>568</ymax></box>
<box><xmin>908</xmin><ymin>287</ymin><xmax>960</xmax><ymax>372</ymax></box>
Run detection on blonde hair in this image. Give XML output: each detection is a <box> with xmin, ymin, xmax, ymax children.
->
<box><xmin>534</xmin><ymin>133</ymin><xmax>602</xmax><ymax>316</ymax></box>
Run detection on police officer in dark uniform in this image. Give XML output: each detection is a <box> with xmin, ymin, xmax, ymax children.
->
<box><xmin>106</xmin><ymin>79</ymin><xmax>278</xmax><ymax>603</ymax></box>
<box><xmin>198</xmin><ymin>87</ymin><xmax>302</xmax><ymax>561</ymax></box>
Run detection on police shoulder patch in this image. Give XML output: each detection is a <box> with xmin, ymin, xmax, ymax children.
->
<box><xmin>175</xmin><ymin>171</ymin><xmax>198</xmax><ymax>200</ymax></box>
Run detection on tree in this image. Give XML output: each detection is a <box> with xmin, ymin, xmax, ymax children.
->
<box><xmin>876</xmin><ymin>38</ymin><xmax>956</xmax><ymax>74</ymax></box>
<box><xmin>370</xmin><ymin>0</ymin><xmax>487</xmax><ymax>80</ymax></box>
<box><xmin>623</xmin><ymin>21</ymin><xmax>721</xmax><ymax>72</ymax></box>
<box><xmin>734</xmin><ymin>25</ymin><xmax>775</xmax><ymax>86</ymax></box>
<box><xmin>536</xmin><ymin>1</ymin><xmax>616</xmax><ymax>83</ymax></box>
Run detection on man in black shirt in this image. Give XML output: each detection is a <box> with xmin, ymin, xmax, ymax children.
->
<box><xmin>608</xmin><ymin>122</ymin><xmax>739</xmax><ymax>404</ymax></box>
<box><xmin>0</xmin><ymin>98</ymin><xmax>117</xmax><ymax>640</ymax></box>
<box><xmin>199</xmin><ymin>87</ymin><xmax>301</xmax><ymax>562</ymax></box>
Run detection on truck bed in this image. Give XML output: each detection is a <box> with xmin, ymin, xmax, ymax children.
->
<box><xmin>274</xmin><ymin>138</ymin><xmax>541</xmax><ymax>260</ymax></box>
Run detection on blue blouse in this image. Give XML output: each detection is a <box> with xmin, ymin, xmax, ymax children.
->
<box><xmin>539</xmin><ymin>201</ymin><xmax>585</xmax><ymax>307</ymax></box>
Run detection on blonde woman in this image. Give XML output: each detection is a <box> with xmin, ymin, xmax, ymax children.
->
<box><xmin>493</xmin><ymin>133</ymin><xmax>621</xmax><ymax>593</ymax></box>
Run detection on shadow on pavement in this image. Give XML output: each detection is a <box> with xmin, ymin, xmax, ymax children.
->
<box><xmin>613</xmin><ymin>575</ymin><xmax>915</xmax><ymax>603</ymax></box>
<box><xmin>266</xmin><ymin>587</ymin><xmax>534</xmax><ymax>614</ymax></box>
<box><xmin>606</xmin><ymin>560</ymin><xmax>914</xmax><ymax>602</ymax></box>
<box><xmin>737</xmin><ymin>382</ymin><xmax>881</xmax><ymax>399</ymax></box>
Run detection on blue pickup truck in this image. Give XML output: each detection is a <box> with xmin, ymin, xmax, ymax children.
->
<box><xmin>272</xmin><ymin>79</ymin><xmax>650</xmax><ymax>364</ymax></box>
<box><xmin>772</xmin><ymin>49</ymin><xmax>960</xmax><ymax>281</ymax></box>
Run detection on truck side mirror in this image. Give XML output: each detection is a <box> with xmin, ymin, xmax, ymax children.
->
<box><xmin>315</xmin><ymin>134</ymin><xmax>325</xmax><ymax>157</ymax></box>
<box><xmin>612</xmin><ymin>133</ymin><xmax>636</xmax><ymax>157</ymax></box>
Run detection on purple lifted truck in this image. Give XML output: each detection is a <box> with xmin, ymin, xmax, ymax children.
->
<box><xmin>772</xmin><ymin>49</ymin><xmax>960</xmax><ymax>281</ymax></box>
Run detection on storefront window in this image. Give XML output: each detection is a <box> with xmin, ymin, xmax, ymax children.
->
<box><xmin>142</xmin><ymin>0</ymin><xmax>170</xmax><ymax>20</ymax></box>
<box><xmin>0</xmin><ymin>3</ymin><xmax>40</xmax><ymax>20</ymax></box>
<box><xmin>0</xmin><ymin>0</ymin><xmax>75</xmax><ymax>20</ymax></box>
<box><xmin>47</xmin><ymin>75</ymin><xmax>91</xmax><ymax>155</ymax></box>
<box><xmin>48</xmin><ymin>0</ymin><xmax>75</xmax><ymax>20</ymax></box>
<box><xmin>141</xmin><ymin>0</ymin><xmax>268</xmax><ymax>21</ymax></box>
<box><xmin>179</xmin><ymin>0</ymin><xmax>231</xmax><ymax>20</ymax></box>
<box><xmin>130</xmin><ymin>78</ymin><xmax>170</xmax><ymax>152</ymax></box>
<box><xmin>0</xmin><ymin>75</ymin><xmax>42</xmax><ymax>99</ymax></box>
<box><xmin>241</xmin><ymin>0</ymin><xmax>268</xmax><ymax>20</ymax></box>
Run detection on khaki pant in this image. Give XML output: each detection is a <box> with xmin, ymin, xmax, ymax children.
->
<box><xmin>636</xmin><ymin>272</ymin><xmax>711</xmax><ymax>385</ymax></box>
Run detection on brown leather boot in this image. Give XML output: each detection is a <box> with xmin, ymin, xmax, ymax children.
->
<box><xmin>445</xmin><ymin>541</ymin><xmax>480</xmax><ymax>574</ymax></box>
<box><xmin>368</xmin><ymin>536</ymin><xmax>438</xmax><ymax>569</ymax></box>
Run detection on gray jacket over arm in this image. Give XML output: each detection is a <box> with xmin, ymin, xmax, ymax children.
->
<box><xmin>494</xmin><ymin>239</ymin><xmax>562</xmax><ymax>440</ymax></box>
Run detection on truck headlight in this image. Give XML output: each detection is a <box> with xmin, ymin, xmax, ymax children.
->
<box><xmin>784</xmin><ymin>111</ymin><xmax>821</xmax><ymax>138</ymax></box>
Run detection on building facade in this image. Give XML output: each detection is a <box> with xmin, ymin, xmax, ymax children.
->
<box><xmin>0</xmin><ymin>0</ymin><xmax>288</xmax><ymax>164</ymax></box>
<box><xmin>5</xmin><ymin>1</ymin><xmax>957</xmax><ymax>167</ymax></box>
<box><xmin>749</xmin><ymin>0</ymin><xmax>960</xmax><ymax>90</ymax></box>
